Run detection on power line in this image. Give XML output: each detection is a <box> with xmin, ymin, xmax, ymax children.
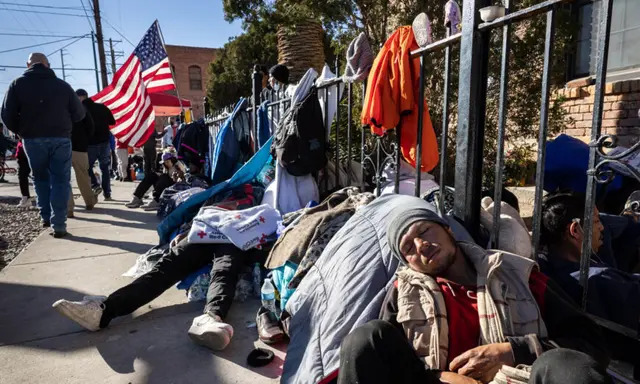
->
<box><xmin>0</xmin><ymin>32</ymin><xmax>89</xmax><ymax>38</ymax></box>
<box><xmin>0</xmin><ymin>2</ymin><xmax>83</xmax><ymax>10</ymax></box>
<box><xmin>47</xmin><ymin>35</ymin><xmax>89</xmax><ymax>56</ymax></box>
<box><xmin>101</xmin><ymin>16</ymin><xmax>134</xmax><ymax>47</ymax></box>
<box><xmin>0</xmin><ymin>7</ymin><xmax>87</xmax><ymax>17</ymax></box>
<box><xmin>0</xmin><ymin>36</ymin><xmax>85</xmax><ymax>54</ymax></box>
<box><xmin>79</xmin><ymin>0</ymin><xmax>94</xmax><ymax>32</ymax></box>
<box><xmin>0</xmin><ymin>64</ymin><xmax>97</xmax><ymax>71</ymax></box>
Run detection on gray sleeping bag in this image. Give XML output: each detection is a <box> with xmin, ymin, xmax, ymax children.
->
<box><xmin>282</xmin><ymin>194</ymin><xmax>474</xmax><ymax>383</ymax></box>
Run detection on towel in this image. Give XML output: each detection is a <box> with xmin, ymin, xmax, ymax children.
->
<box><xmin>218</xmin><ymin>204</ymin><xmax>282</xmax><ymax>250</ymax></box>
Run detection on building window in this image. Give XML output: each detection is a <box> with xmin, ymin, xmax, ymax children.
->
<box><xmin>574</xmin><ymin>1</ymin><xmax>593</xmax><ymax>77</ymax></box>
<box><xmin>188</xmin><ymin>65</ymin><xmax>202</xmax><ymax>90</ymax></box>
<box><xmin>606</xmin><ymin>0</ymin><xmax>640</xmax><ymax>71</ymax></box>
<box><xmin>572</xmin><ymin>0</ymin><xmax>640</xmax><ymax>79</ymax></box>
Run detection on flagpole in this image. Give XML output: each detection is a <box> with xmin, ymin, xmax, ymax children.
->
<box><xmin>156</xmin><ymin>20</ymin><xmax>184</xmax><ymax>116</ymax></box>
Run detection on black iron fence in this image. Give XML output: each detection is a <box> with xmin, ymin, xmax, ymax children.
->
<box><xmin>205</xmin><ymin>0</ymin><xmax>639</xmax><ymax>354</ymax></box>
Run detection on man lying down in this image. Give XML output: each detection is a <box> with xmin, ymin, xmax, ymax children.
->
<box><xmin>336</xmin><ymin>204</ymin><xmax>612</xmax><ymax>384</ymax></box>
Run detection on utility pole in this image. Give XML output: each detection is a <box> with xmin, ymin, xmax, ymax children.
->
<box><xmin>109</xmin><ymin>38</ymin><xmax>116</xmax><ymax>80</ymax></box>
<box><xmin>92</xmin><ymin>0</ymin><xmax>108</xmax><ymax>88</ymax></box>
<box><xmin>60</xmin><ymin>49</ymin><xmax>66</xmax><ymax>81</ymax></box>
<box><xmin>91</xmin><ymin>31</ymin><xmax>100</xmax><ymax>92</ymax></box>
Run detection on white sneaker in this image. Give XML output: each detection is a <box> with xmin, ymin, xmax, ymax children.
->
<box><xmin>188</xmin><ymin>313</ymin><xmax>234</xmax><ymax>351</ymax></box>
<box><xmin>52</xmin><ymin>296</ymin><xmax>105</xmax><ymax>331</ymax></box>
<box><xmin>125</xmin><ymin>196</ymin><xmax>143</xmax><ymax>208</ymax></box>
<box><xmin>142</xmin><ymin>199</ymin><xmax>160</xmax><ymax>211</ymax></box>
<box><xmin>17</xmin><ymin>197</ymin><xmax>31</xmax><ymax>207</ymax></box>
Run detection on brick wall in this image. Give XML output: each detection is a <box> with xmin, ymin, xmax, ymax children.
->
<box><xmin>165</xmin><ymin>45</ymin><xmax>220</xmax><ymax>119</ymax></box>
<box><xmin>556</xmin><ymin>78</ymin><xmax>640</xmax><ymax>146</ymax></box>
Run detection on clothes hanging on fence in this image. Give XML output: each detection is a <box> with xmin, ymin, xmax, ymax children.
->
<box><xmin>343</xmin><ymin>32</ymin><xmax>374</xmax><ymax>83</ymax></box>
<box><xmin>361</xmin><ymin>26</ymin><xmax>439</xmax><ymax>173</ymax></box>
<box><xmin>265</xmin><ymin>187</ymin><xmax>374</xmax><ymax>270</ymax></box>
<box><xmin>316</xmin><ymin>64</ymin><xmax>345</xmax><ymax>141</ymax></box>
<box><xmin>445</xmin><ymin>0</ymin><xmax>462</xmax><ymax>32</ymax></box>
<box><xmin>210</xmin><ymin>98</ymin><xmax>253</xmax><ymax>184</ymax></box>
<box><xmin>257</xmin><ymin>101</ymin><xmax>272</xmax><ymax>149</ymax></box>
<box><xmin>261</xmin><ymin>162</ymin><xmax>319</xmax><ymax>215</ymax></box>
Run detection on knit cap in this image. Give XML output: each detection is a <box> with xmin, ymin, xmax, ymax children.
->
<box><xmin>269</xmin><ymin>64</ymin><xmax>290</xmax><ymax>84</ymax></box>
<box><xmin>387</xmin><ymin>206</ymin><xmax>449</xmax><ymax>264</ymax></box>
<box><xmin>342</xmin><ymin>32</ymin><xmax>374</xmax><ymax>83</ymax></box>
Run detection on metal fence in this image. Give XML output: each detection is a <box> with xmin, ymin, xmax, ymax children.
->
<box><xmin>206</xmin><ymin>0</ymin><xmax>639</xmax><ymax>348</ymax></box>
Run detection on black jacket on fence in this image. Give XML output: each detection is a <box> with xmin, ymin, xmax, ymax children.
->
<box><xmin>85</xmin><ymin>98</ymin><xmax>116</xmax><ymax>145</ymax></box>
<box><xmin>1</xmin><ymin>64</ymin><xmax>85</xmax><ymax>139</ymax></box>
<box><xmin>71</xmin><ymin>103</ymin><xmax>95</xmax><ymax>152</ymax></box>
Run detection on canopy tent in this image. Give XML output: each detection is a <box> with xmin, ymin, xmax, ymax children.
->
<box><xmin>150</xmin><ymin>93</ymin><xmax>192</xmax><ymax>116</ymax></box>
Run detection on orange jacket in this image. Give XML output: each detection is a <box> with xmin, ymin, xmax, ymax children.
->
<box><xmin>361</xmin><ymin>26</ymin><xmax>439</xmax><ymax>172</ymax></box>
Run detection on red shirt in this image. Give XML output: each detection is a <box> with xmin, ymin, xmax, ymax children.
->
<box><xmin>437</xmin><ymin>270</ymin><xmax>548</xmax><ymax>364</ymax></box>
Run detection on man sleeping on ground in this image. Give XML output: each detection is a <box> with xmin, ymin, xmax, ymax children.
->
<box><xmin>336</xmin><ymin>201</ymin><xmax>611</xmax><ymax>384</ymax></box>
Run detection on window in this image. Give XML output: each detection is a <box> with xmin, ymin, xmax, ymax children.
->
<box><xmin>606</xmin><ymin>0</ymin><xmax>640</xmax><ymax>71</ymax></box>
<box><xmin>188</xmin><ymin>65</ymin><xmax>202</xmax><ymax>90</ymax></box>
<box><xmin>572</xmin><ymin>0</ymin><xmax>640</xmax><ymax>79</ymax></box>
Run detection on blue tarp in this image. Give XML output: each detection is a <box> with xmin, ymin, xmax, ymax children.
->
<box><xmin>157</xmin><ymin>137</ymin><xmax>274</xmax><ymax>244</ymax></box>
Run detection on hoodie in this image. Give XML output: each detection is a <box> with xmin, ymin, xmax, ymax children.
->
<box><xmin>1</xmin><ymin>64</ymin><xmax>84</xmax><ymax>139</ymax></box>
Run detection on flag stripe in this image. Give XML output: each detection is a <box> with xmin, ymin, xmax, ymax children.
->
<box><xmin>90</xmin><ymin>21</ymin><xmax>175</xmax><ymax>147</ymax></box>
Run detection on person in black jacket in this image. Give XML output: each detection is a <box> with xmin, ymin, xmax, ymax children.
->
<box><xmin>79</xmin><ymin>89</ymin><xmax>115</xmax><ymax>201</ymax></box>
<box><xmin>1</xmin><ymin>52</ymin><xmax>85</xmax><ymax>238</ymax></box>
<box><xmin>67</xmin><ymin>90</ymin><xmax>97</xmax><ymax>215</ymax></box>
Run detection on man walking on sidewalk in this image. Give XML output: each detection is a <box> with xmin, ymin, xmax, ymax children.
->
<box><xmin>67</xmin><ymin>89</ymin><xmax>97</xmax><ymax>215</ymax></box>
<box><xmin>82</xmin><ymin>89</ymin><xmax>115</xmax><ymax>201</ymax></box>
<box><xmin>1</xmin><ymin>52</ymin><xmax>85</xmax><ymax>238</ymax></box>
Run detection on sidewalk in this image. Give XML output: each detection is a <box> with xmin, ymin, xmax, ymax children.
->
<box><xmin>0</xmin><ymin>173</ymin><xmax>283</xmax><ymax>383</ymax></box>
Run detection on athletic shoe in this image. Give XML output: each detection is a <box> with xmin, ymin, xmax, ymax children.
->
<box><xmin>17</xmin><ymin>196</ymin><xmax>32</xmax><ymax>207</ymax></box>
<box><xmin>125</xmin><ymin>196</ymin><xmax>144</xmax><ymax>208</ymax></box>
<box><xmin>93</xmin><ymin>186</ymin><xmax>103</xmax><ymax>198</ymax></box>
<box><xmin>188</xmin><ymin>313</ymin><xmax>234</xmax><ymax>351</ymax></box>
<box><xmin>103</xmin><ymin>196</ymin><xmax>114</xmax><ymax>202</ymax></box>
<box><xmin>624</xmin><ymin>190</ymin><xmax>640</xmax><ymax>214</ymax></box>
<box><xmin>52</xmin><ymin>296</ymin><xmax>105</xmax><ymax>331</ymax></box>
<box><xmin>41</xmin><ymin>220</ymin><xmax>51</xmax><ymax>228</ymax></box>
<box><xmin>142</xmin><ymin>199</ymin><xmax>160</xmax><ymax>211</ymax></box>
<box><xmin>49</xmin><ymin>230</ymin><xmax>68</xmax><ymax>238</ymax></box>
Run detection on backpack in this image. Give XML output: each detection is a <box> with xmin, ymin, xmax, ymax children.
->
<box><xmin>272</xmin><ymin>87</ymin><xmax>327</xmax><ymax>176</ymax></box>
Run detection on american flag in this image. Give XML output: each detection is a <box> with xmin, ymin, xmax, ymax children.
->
<box><xmin>92</xmin><ymin>20</ymin><xmax>175</xmax><ymax>147</ymax></box>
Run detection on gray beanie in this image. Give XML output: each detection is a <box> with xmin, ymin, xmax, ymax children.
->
<box><xmin>343</xmin><ymin>32</ymin><xmax>374</xmax><ymax>83</ymax></box>
<box><xmin>387</xmin><ymin>207</ymin><xmax>449</xmax><ymax>264</ymax></box>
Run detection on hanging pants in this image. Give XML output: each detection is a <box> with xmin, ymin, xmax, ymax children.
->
<box><xmin>338</xmin><ymin>320</ymin><xmax>613</xmax><ymax>384</ymax></box>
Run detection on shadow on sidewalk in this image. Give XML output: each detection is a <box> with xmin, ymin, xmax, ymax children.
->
<box><xmin>67</xmin><ymin>235</ymin><xmax>153</xmax><ymax>255</ymax></box>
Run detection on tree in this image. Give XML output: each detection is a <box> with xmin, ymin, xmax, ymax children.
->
<box><xmin>206</xmin><ymin>21</ymin><xmax>277</xmax><ymax>109</ymax></box>
<box><xmin>213</xmin><ymin>0</ymin><xmax>577</xmax><ymax>188</ymax></box>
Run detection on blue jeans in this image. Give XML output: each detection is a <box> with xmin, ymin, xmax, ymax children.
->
<box><xmin>23</xmin><ymin>137</ymin><xmax>72</xmax><ymax>232</ymax></box>
<box><xmin>88</xmin><ymin>141</ymin><xmax>112</xmax><ymax>197</ymax></box>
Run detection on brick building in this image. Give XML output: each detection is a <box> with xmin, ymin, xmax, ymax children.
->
<box><xmin>164</xmin><ymin>44</ymin><xmax>220</xmax><ymax>120</ymax></box>
<box><xmin>558</xmin><ymin>0</ymin><xmax>640</xmax><ymax>146</ymax></box>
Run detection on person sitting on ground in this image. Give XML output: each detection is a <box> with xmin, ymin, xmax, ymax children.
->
<box><xmin>52</xmin><ymin>236</ymin><xmax>268</xmax><ymax>351</ymax></box>
<box><xmin>337</xmin><ymin>205</ymin><xmax>611</xmax><ymax>384</ymax></box>
<box><xmin>125</xmin><ymin>148</ymin><xmax>182</xmax><ymax>211</ymax></box>
<box><xmin>539</xmin><ymin>191</ymin><xmax>640</xmax><ymax>331</ymax></box>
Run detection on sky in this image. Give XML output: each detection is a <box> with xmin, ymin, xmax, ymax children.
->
<box><xmin>0</xmin><ymin>0</ymin><xmax>244</xmax><ymax>102</ymax></box>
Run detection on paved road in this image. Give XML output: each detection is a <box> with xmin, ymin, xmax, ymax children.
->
<box><xmin>0</xmin><ymin>170</ymin><xmax>283</xmax><ymax>383</ymax></box>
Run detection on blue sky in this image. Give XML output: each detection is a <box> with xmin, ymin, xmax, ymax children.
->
<box><xmin>0</xmin><ymin>0</ymin><xmax>244</xmax><ymax>102</ymax></box>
